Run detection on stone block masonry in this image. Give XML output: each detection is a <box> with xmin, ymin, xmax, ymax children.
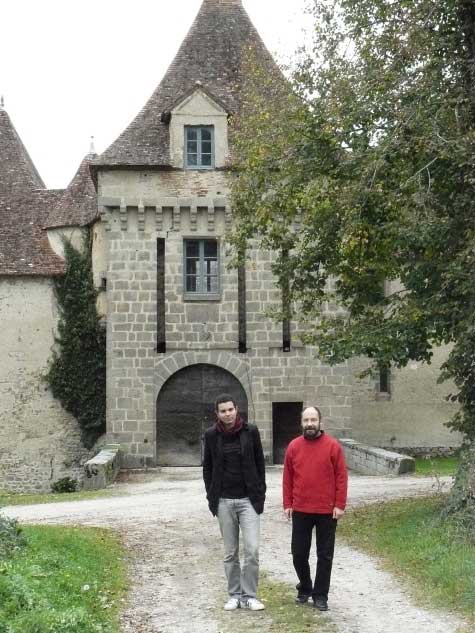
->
<box><xmin>83</xmin><ymin>445</ymin><xmax>122</xmax><ymax>490</ymax></box>
<box><xmin>340</xmin><ymin>439</ymin><xmax>415</xmax><ymax>476</ymax></box>
<box><xmin>99</xmin><ymin>173</ymin><xmax>354</xmax><ymax>467</ymax></box>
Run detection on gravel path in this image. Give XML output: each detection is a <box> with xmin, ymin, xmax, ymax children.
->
<box><xmin>3</xmin><ymin>469</ymin><xmax>469</xmax><ymax>633</ymax></box>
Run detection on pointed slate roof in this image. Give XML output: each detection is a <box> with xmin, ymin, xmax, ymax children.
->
<box><xmin>0</xmin><ymin>106</ymin><xmax>45</xmax><ymax>198</ymax></box>
<box><xmin>0</xmin><ymin>106</ymin><xmax>64</xmax><ymax>276</ymax></box>
<box><xmin>93</xmin><ymin>0</ymin><xmax>282</xmax><ymax>168</ymax></box>
<box><xmin>44</xmin><ymin>153</ymin><xmax>98</xmax><ymax>228</ymax></box>
<box><xmin>0</xmin><ymin>190</ymin><xmax>65</xmax><ymax>276</ymax></box>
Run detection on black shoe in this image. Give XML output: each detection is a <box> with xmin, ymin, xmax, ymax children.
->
<box><xmin>295</xmin><ymin>593</ymin><xmax>311</xmax><ymax>604</ymax></box>
<box><xmin>313</xmin><ymin>597</ymin><xmax>328</xmax><ymax>611</ymax></box>
<box><xmin>295</xmin><ymin>583</ymin><xmax>312</xmax><ymax>604</ymax></box>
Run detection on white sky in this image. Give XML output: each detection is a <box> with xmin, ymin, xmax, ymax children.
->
<box><xmin>1</xmin><ymin>0</ymin><xmax>312</xmax><ymax>189</ymax></box>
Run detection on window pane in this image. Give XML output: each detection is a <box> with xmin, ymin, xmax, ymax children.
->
<box><xmin>205</xmin><ymin>260</ymin><xmax>218</xmax><ymax>276</ymax></box>
<box><xmin>187</xmin><ymin>128</ymin><xmax>197</xmax><ymax>140</ymax></box>
<box><xmin>187</xmin><ymin>141</ymin><xmax>198</xmax><ymax>153</ymax></box>
<box><xmin>206</xmin><ymin>276</ymin><xmax>219</xmax><ymax>293</ymax></box>
<box><xmin>201</xmin><ymin>129</ymin><xmax>212</xmax><ymax>141</ymax></box>
<box><xmin>186</xmin><ymin>259</ymin><xmax>199</xmax><ymax>275</ymax></box>
<box><xmin>186</xmin><ymin>240</ymin><xmax>200</xmax><ymax>257</ymax></box>
<box><xmin>201</xmin><ymin>154</ymin><xmax>212</xmax><ymax>166</ymax></box>
<box><xmin>187</xmin><ymin>153</ymin><xmax>197</xmax><ymax>166</ymax></box>
<box><xmin>204</xmin><ymin>241</ymin><xmax>217</xmax><ymax>258</ymax></box>
<box><xmin>186</xmin><ymin>276</ymin><xmax>197</xmax><ymax>292</ymax></box>
<box><xmin>201</xmin><ymin>141</ymin><xmax>212</xmax><ymax>154</ymax></box>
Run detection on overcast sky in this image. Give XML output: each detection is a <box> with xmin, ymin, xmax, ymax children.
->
<box><xmin>1</xmin><ymin>0</ymin><xmax>312</xmax><ymax>189</ymax></box>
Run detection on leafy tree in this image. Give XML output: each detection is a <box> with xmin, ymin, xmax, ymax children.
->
<box><xmin>230</xmin><ymin>0</ymin><xmax>475</xmax><ymax>517</ymax></box>
<box><xmin>46</xmin><ymin>231</ymin><xmax>106</xmax><ymax>449</ymax></box>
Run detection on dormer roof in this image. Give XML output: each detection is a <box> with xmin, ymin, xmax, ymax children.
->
<box><xmin>0</xmin><ymin>106</ymin><xmax>45</xmax><ymax>197</ymax></box>
<box><xmin>44</xmin><ymin>153</ymin><xmax>98</xmax><ymax>229</ymax></box>
<box><xmin>93</xmin><ymin>0</ymin><xmax>282</xmax><ymax>169</ymax></box>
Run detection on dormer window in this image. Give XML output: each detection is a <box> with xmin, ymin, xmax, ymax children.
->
<box><xmin>185</xmin><ymin>126</ymin><xmax>214</xmax><ymax>169</ymax></box>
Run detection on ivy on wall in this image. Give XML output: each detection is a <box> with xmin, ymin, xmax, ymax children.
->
<box><xmin>46</xmin><ymin>230</ymin><xmax>106</xmax><ymax>449</ymax></box>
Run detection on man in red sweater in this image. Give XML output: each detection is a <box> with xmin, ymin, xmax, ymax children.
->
<box><xmin>283</xmin><ymin>406</ymin><xmax>348</xmax><ymax>611</ymax></box>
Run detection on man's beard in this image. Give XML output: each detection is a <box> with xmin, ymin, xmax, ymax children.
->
<box><xmin>303</xmin><ymin>425</ymin><xmax>320</xmax><ymax>440</ymax></box>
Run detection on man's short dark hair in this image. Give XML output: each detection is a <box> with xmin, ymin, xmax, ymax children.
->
<box><xmin>215</xmin><ymin>394</ymin><xmax>237</xmax><ymax>411</ymax></box>
<box><xmin>302</xmin><ymin>405</ymin><xmax>322</xmax><ymax>422</ymax></box>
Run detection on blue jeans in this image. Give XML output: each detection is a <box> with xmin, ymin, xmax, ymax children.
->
<box><xmin>217</xmin><ymin>497</ymin><xmax>260</xmax><ymax>600</ymax></box>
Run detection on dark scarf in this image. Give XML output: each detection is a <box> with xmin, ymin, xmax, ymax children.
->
<box><xmin>215</xmin><ymin>414</ymin><xmax>244</xmax><ymax>435</ymax></box>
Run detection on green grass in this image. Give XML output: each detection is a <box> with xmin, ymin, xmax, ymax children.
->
<box><xmin>0</xmin><ymin>525</ymin><xmax>127</xmax><ymax>632</ymax></box>
<box><xmin>0</xmin><ymin>488</ymin><xmax>120</xmax><ymax>507</ymax></box>
<box><xmin>219</xmin><ymin>575</ymin><xmax>336</xmax><ymax>632</ymax></box>
<box><xmin>338</xmin><ymin>496</ymin><xmax>475</xmax><ymax>620</ymax></box>
<box><xmin>414</xmin><ymin>455</ymin><xmax>460</xmax><ymax>476</ymax></box>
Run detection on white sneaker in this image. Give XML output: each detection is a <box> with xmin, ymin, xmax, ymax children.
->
<box><xmin>242</xmin><ymin>598</ymin><xmax>265</xmax><ymax>611</ymax></box>
<box><xmin>224</xmin><ymin>597</ymin><xmax>240</xmax><ymax>611</ymax></box>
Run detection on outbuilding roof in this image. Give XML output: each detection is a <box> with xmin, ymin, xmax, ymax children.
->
<box><xmin>0</xmin><ymin>189</ymin><xmax>65</xmax><ymax>276</ymax></box>
<box><xmin>44</xmin><ymin>153</ymin><xmax>98</xmax><ymax>229</ymax></box>
<box><xmin>93</xmin><ymin>0</ymin><xmax>281</xmax><ymax>168</ymax></box>
<box><xmin>0</xmin><ymin>106</ymin><xmax>65</xmax><ymax>276</ymax></box>
<box><xmin>0</xmin><ymin>105</ymin><xmax>45</xmax><ymax>197</ymax></box>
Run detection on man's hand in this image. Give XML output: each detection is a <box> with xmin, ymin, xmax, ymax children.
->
<box><xmin>284</xmin><ymin>508</ymin><xmax>293</xmax><ymax>520</ymax></box>
<box><xmin>333</xmin><ymin>507</ymin><xmax>345</xmax><ymax>520</ymax></box>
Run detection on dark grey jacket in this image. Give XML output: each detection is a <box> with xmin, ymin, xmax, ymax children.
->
<box><xmin>202</xmin><ymin>423</ymin><xmax>266</xmax><ymax>516</ymax></box>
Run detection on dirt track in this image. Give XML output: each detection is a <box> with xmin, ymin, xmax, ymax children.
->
<box><xmin>4</xmin><ymin>469</ymin><xmax>469</xmax><ymax>633</ymax></box>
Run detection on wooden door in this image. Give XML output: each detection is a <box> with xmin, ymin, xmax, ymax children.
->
<box><xmin>156</xmin><ymin>364</ymin><xmax>248</xmax><ymax>466</ymax></box>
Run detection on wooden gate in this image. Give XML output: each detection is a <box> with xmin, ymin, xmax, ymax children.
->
<box><xmin>156</xmin><ymin>363</ymin><xmax>248</xmax><ymax>466</ymax></box>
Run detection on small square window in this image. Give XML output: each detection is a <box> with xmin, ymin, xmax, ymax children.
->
<box><xmin>185</xmin><ymin>126</ymin><xmax>214</xmax><ymax>169</ymax></box>
<box><xmin>183</xmin><ymin>239</ymin><xmax>220</xmax><ymax>299</ymax></box>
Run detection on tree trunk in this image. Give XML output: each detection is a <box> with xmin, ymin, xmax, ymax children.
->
<box><xmin>444</xmin><ymin>445</ymin><xmax>475</xmax><ymax>533</ymax></box>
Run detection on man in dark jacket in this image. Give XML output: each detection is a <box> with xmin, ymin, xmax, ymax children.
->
<box><xmin>203</xmin><ymin>394</ymin><xmax>266</xmax><ymax>611</ymax></box>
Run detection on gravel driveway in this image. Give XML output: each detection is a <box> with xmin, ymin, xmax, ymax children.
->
<box><xmin>3</xmin><ymin>469</ymin><xmax>469</xmax><ymax>633</ymax></box>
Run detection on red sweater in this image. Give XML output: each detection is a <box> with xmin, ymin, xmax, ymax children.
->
<box><xmin>283</xmin><ymin>432</ymin><xmax>348</xmax><ymax>514</ymax></box>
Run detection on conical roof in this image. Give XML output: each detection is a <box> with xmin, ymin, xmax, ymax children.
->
<box><xmin>94</xmin><ymin>0</ymin><xmax>282</xmax><ymax>168</ymax></box>
<box><xmin>0</xmin><ymin>106</ymin><xmax>63</xmax><ymax>276</ymax></box>
<box><xmin>0</xmin><ymin>106</ymin><xmax>45</xmax><ymax>197</ymax></box>
<box><xmin>0</xmin><ymin>190</ymin><xmax>65</xmax><ymax>276</ymax></box>
<box><xmin>44</xmin><ymin>153</ymin><xmax>98</xmax><ymax>228</ymax></box>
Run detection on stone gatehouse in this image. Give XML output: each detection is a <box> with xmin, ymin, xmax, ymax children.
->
<box><xmin>0</xmin><ymin>0</ymin><xmax>460</xmax><ymax>492</ymax></box>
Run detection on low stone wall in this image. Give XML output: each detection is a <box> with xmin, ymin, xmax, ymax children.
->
<box><xmin>83</xmin><ymin>445</ymin><xmax>122</xmax><ymax>490</ymax></box>
<box><xmin>340</xmin><ymin>439</ymin><xmax>415</xmax><ymax>476</ymax></box>
<box><xmin>385</xmin><ymin>446</ymin><xmax>459</xmax><ymax>458</ymax></box>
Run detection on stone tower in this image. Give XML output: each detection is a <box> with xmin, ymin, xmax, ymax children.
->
<box><xmin>91</xmin><ymin>0</ymin><xmax>353</xmax><ymax>468</ymax></box>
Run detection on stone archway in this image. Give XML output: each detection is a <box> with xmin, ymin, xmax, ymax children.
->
<box><xmin>156</xmin><ymin>363</ymin><xmax>248</xmax><ymax>466</ymax></box>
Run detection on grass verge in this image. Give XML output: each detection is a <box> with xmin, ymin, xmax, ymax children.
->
<box><xmin>338</xmin><ymin>495</ymin><xmax>475</xmax><ymax>621</ymax></box>
<box><xmin>414</xmin><ymin>455</ymin><xmax>459</xmax><ymax>477</ymax></box>
<box><xmin>0</xmin><ymin>489</ymin><xmax>119</xmax><ymax>507</ymax></box>
<box><xmin>219</xmin><ymin>574</ymin><xmax>337</xmax><ymax>633</ymax></box>
<box><xmin>0</xmin><ymin>525</ymin><xmax>127</xmax><ymax>632</ymax></box>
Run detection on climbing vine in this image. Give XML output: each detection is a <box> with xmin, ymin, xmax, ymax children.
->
<box><xmin>46</xmin><ymin>230</ymin><xmax>106</xmax><ymax>449</ymax></box>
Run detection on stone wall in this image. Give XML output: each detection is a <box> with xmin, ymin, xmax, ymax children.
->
<box><xmin>99</xmin><ymin>170</ymin><xmax>352</xmax><ymax>466</ymax></box>
<box><xmin>351</xmin><ymin>346</ymin><xmax>462</xmax><ymax>451</ymax></box>
<box><xmin>0</xmin><ymin>277</ymin><xmax>90</xmax><ymax>492</ymax></box>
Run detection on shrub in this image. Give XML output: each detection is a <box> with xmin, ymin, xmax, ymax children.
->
<box><xmin>0</xmin><ymin>515</ymin><xmax>27</xmax><ymax>560</ymax></box>
<box><xmin>46</xmin><ymin>231</ymin><xmax>106</xmax><ymax>449</ymax></box>
<box><xmin>51</xmin><ymin>477</ymin><xmax>78</xmax><ymax>494</ymax></box>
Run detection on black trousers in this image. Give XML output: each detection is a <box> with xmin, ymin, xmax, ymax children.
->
<box><xmin>291</xmin><ymin>511</ymin><xmax>337</xmax><ymax>600</ymax></box>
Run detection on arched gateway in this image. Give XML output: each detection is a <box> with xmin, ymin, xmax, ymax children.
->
<box><xmin>156</xmin><ymin>363</ymin><xmax>248</xmax><ymax>466</ymax></box>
